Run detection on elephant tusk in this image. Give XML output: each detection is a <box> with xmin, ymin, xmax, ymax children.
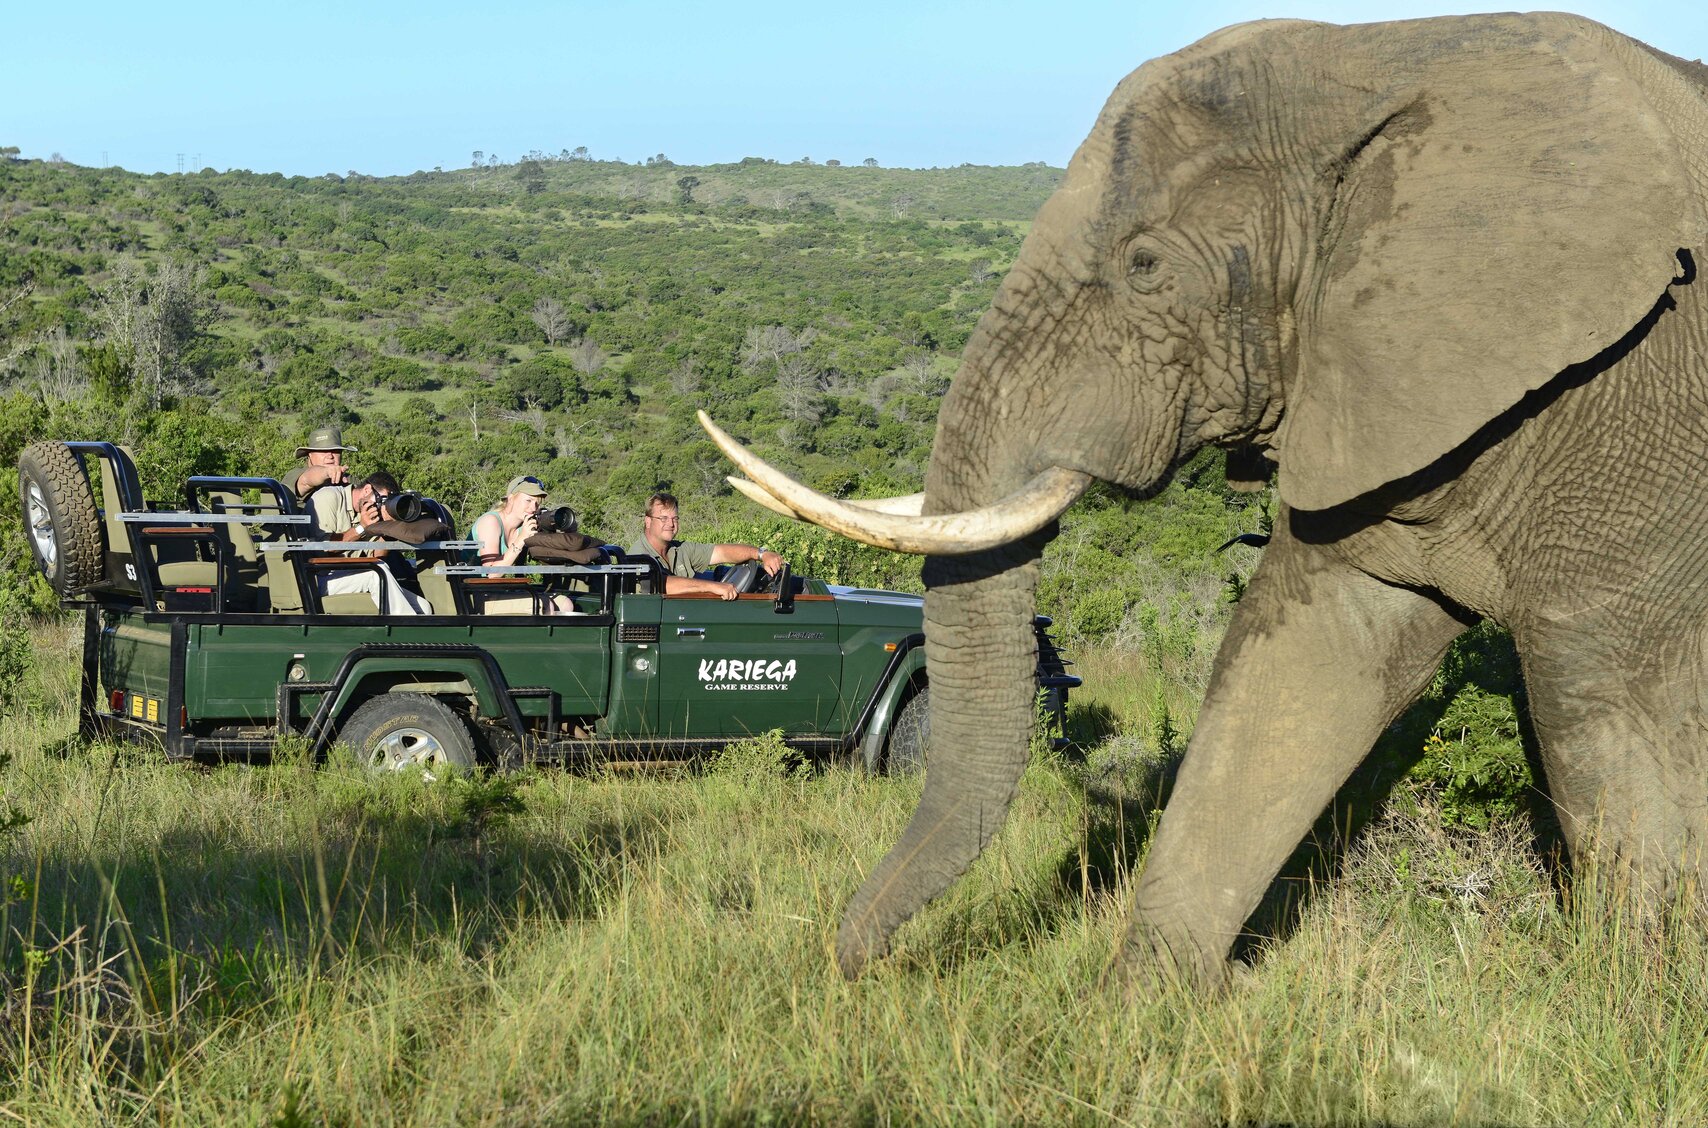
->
<box><xmin>699</xmin><ymin>410</ymin><xmax>1092</xmax><ymax>555</ymax></box>
<box><xmin>727</xmin><ymin>476</ymin><xmax>805</xmax><ymax>520</ymax></box>
<box><xmin>850</xmin><ymin>492</ymin><xmax>926</xmax><ymax>516</ymax></box>
<box><xmin>727</xmin><ymin>476</ymin><xmax>925</xmax><ymax>518</ymax></box>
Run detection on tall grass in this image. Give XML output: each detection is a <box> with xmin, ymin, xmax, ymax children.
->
<box><xmin>3</xmin><ymin>621</ymin><xmax>1706</xmax><ymax>1124</ymax></box>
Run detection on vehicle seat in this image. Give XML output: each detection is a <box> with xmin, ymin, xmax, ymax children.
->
<box><xmin>206</xmin><ymin>490</ymin><xmax>266</xmax><ymax>611</ymax></box>
<box><xmin>464</xmin><ymin>578</ymin><xmax>540</xmax><ymax>615</ymax></box>
<box><xmin>415</xmin><ymin>562</ymin><xmax>457</xmax><ymax>614</ymax></box>
<box><xmin>86</xmin><ymin>444</ymin><xmax>213</xmax><ymax>598</ymax></box>
<box><xmin>261</xmin><ymin>533</ymin><xmax>379</xmax><ymax>616</ymax></box>
<box><xmin>93</xmin><ymin>444</ymin><xmax>139</xmax><ymax>560</ymax></box>
<box><xmin>409</xmin><ymin>501</ymin><xmax>459</xmax><ymax>613</ymax></box>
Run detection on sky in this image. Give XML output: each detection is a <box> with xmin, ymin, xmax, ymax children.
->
<box><xmin>4</xmin><ymin>1</ymin><xmax>1706</xmax><ymax>178</ymax></box>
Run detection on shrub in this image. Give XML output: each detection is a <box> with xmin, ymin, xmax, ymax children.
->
<box><xmin>0</xmin><ymin>570</ymin><xmax>32</xmax><ymax>719</ymax></box>
<box><xmin>708</xmin><ymin>729</ymin><xmax>808</xmax><ymax>783</ymax></box>
<box><xmin>1387</xmin><ymin>621</ymin><xmax>1536</xmax><ymax>829</ymax></box>
<box><xmin>1409</xmin><ymin>623</ymin><xmax>1533</xmax><ymax>826</ymax></box>
<box><xmin>0</xmin><ymin>568</ymin><xmax>34</xmax><ymax>874</ymax></box>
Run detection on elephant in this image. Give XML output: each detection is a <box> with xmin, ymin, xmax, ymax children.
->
<box><xmin>699</xmin><ymin>12</ymin><xmax>1708</xmax><ymax>989</ymax></box>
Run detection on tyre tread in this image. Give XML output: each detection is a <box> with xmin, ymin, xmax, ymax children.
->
<box><xmin>884</xmin><ymin>686</ymin><xmax>930</xmax><ymax>776</ymax></box>
<box><xmin>340</xmin><ymin>692</ymin><xmax>477</xmax><ymax>774</ymax></box>
<box><xmin>17</xmin><ymin>441</ymin><xmax>104</xmax><ymax>595</ymax></box>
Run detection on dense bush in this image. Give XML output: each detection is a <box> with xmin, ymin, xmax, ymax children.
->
<box><xmin>1404</xmin><ymin>622</ymin><xmax>1535</xmax><ymax>828</ymax></box>
<box><xmin>0</xmin><ymin>153</ymin><xmax>1540</xmax><ymax>830</ymax></box>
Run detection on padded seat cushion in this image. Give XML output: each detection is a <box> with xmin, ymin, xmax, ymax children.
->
<box><xmin>157</xmin><ymin>561</ymin><xmax>217</xmax><ymax>588</ymax></box>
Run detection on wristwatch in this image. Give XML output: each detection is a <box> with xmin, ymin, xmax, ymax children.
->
<box><xmin>354</xmin><ymin>523</ymin><xmax>366</xmax><ymax>537</ymax></box>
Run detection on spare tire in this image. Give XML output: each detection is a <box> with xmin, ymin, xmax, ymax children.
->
<box><xmin>18</xmin><ymin>441</ymin><xmax>104</xmax><ymax>596</ymax></box>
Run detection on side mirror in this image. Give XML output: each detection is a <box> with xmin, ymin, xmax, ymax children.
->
<box><xmin>772</xmin><ymin>564</ymin><xmax>795</xmax><ymax>614</ymax></box>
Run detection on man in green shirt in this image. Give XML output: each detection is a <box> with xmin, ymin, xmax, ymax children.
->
<box><xmin>282</xmin><ymin>424</ymin><xmax>355</xmax><ymax>504</ymax></box>
<box><xmin>628</xmin><ymin>491</ymin><xmax>783</xmax><ymax>600</ymax></box>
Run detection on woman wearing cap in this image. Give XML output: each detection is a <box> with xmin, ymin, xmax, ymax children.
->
<box><xmin>468</xmin><ymin>475</ymin><xmax>580</xmax><ymax>614</ymax></box>
<box><xmin>469</xmin><ymin>474</ymin><xmax>548</xmax><ymax>566</ymax></box>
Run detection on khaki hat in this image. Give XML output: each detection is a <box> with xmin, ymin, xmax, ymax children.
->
<box><xmin>296</xmin><ymin>425</ymin><xmax>358</xmax><ymax>457</ymax></box>
<box><xmin>506</xmin><ymin>474</ymin><xmax>548</xmax><ymax>498</ymax></box>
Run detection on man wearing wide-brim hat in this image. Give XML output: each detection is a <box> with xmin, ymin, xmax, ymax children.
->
<box><xmin>283</xmin><ymin>425</ymin><xmax>358</xmax><ymax>502</ymax></box>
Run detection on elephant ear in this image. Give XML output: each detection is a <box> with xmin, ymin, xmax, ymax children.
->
<box><xmin>1277</xmin><ymin>17</ymin><xmax>1703</xmax><ymax>512</ymax></box>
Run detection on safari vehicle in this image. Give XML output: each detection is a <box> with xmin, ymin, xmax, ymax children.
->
<box><xmin>18</xmin><ymin>441</ymin><xmax>1077</xmax><ymax>774</ymax></box>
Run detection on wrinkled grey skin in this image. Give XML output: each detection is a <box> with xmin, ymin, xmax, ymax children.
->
<box><xmin>836</xmin><ymin>13</ymin><xmax>1708</xmax><ymax>988</ymax></box>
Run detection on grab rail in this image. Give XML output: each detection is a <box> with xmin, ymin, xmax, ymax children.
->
<box><xmin>121</xmin><ymin>512</ymin><xmax>312</xmax><ymax>526</ymax></box>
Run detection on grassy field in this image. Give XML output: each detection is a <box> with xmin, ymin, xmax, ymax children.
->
<box><xmin>3</xmin><ymin>618</ymin><xmax>1707</xmax><ymax>1125</ymax></box>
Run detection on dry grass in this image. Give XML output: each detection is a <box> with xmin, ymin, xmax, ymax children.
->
<box><xmin>2</xmin><ymin>624</ymin><xmax>1706</xmax><ymax>1124</ymax></box>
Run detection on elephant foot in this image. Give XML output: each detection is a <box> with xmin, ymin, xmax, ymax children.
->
<box><xmin>1116</xmin><ymin>919</ymin><xmax>1234</xmax><ymax>995</ymax></box>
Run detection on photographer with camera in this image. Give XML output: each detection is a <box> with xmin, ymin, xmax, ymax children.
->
<box><xmin>307</xmin><ymin>470</ymin><xmax>433</xmax><ymax>615</ymax></box>
<box><xmin>470</xmin><ymin>474</ymin><xmax>551</xmax><ymax>566</ymax></box>
<box><xmin>468</xmin><ymin>474</ymin><xmax>597</xmax><ymax>614</ymax></box>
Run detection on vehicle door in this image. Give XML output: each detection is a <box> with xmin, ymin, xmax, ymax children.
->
<box><xmin>653</xmin><ymin>590</ymin><xmax>843</xmax><ymax>738</ymax></box>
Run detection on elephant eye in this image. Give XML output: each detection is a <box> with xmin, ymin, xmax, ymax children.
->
<box><xmin>1126</xmin><ymin>246</ymin><xmax>1168</xmax><ymax>293</ymax></box>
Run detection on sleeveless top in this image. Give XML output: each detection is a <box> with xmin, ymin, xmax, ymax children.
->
<box><xmin>469</xmin><ymin>509</ymin><xmax>507</xmax><ymax>558</ymax></box>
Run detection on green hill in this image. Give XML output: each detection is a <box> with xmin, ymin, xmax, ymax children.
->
<box><xmin>0</xmin><ymin>155</ymin><xmax>1061</xmax><ymax>525</ymax></box>
<box><xmin>0</xmin><ymin>152</ymin><xmax>1264</xmax><ymax>640</ymax></box>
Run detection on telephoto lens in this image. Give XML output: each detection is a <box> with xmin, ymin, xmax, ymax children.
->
<box><xmin>536</xmin><ymin>505</ymin><xmax>578</xmax><ymax>534</ymax></box>
<box><xmin>381</xmin><ymin>491</ymin><xmax>424</xmax><ymax>523</ymax></box>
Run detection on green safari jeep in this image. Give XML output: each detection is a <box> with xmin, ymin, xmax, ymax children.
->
<box><xmin>18</xmin><ymin>441</ymin><xmax>1078</xmax><ymax>775</ymax></box>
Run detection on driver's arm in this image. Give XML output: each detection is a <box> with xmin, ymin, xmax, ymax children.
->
<box><xmin>709</xmin><ymin>542</ymin><xmax>784</xmax><ymax>574</ymax></box>
<box><xmin>663</xmin><ymin>575</ymin><xmax>738</xmax><ymax>600</ymax></box>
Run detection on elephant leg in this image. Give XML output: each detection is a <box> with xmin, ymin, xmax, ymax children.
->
<box><xmin>1121</xmin><ymin>534</ymin><xmax>1469</xmax><ymax>989</ymax></box>
<box><xmin>1515</xmin><ymin>618</ymin><xmax>1708</xmax><ymax>898</ymax></box>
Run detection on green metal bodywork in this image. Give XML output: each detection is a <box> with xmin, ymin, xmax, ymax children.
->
<box><xmin>88</xmin><ymin>577</ymin><xmax>954</xmax><ymax>759</ymax></box>
<box><xmin>52</xmin><ymin>442</ymin><xmax>1073</xmax><ymax>761</ymax></box>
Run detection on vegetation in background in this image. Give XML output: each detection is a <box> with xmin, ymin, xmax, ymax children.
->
<box><xmin>0</xmin><ymin>149</ymin><xmax>1534</xmax><ymax>820</ymax></box>
<box><xmin>0</xmin><ymin>152</ymin><xmax>1270</xmax><ymax>627</ymax></box>
<box><xmin>0</xmin><ymin>152</ymin><xmax>1580</xmax><ymax>1122</ymax></box>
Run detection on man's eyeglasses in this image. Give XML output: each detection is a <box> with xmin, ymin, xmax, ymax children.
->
<box><xmin>645</xmin><ymin>514</ymin><xmax>679</xmax><ymax>525</ymax></box>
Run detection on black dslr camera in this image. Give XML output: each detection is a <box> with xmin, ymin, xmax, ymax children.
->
<box><xmin>535</xmin><ymin>504</ymin><xmax>578</xmax><ymax>534</ymax></box>
<box><xmin>379</xmin><ymin>490</ymin><xmax>425</xmax><ymax>523</ymax></box>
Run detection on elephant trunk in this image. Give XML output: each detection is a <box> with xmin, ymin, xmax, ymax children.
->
<box><xmin>834</xmin><ymin>337</ymin><xmax>1061</xmax><ymax>977</ymax></box>
<box><xmin>836</xmin><ymin>533</ymin><xmax>1046</xmax><ymax>977</ymax></box>
<box><xmin>695</xmin><ymin>222</ymin><xmax>1106</xmax><ymax>980</ymax></box>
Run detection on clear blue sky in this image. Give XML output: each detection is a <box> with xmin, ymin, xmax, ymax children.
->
<box><xmin>4</xmin><ymin>1</ymin><xmax>1704</xmax><ymax>177</ymax></box>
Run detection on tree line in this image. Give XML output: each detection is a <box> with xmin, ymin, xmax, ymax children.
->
<box><xmin>0</xmin><ymin>153</ymin><xmax>1263</xmax><ymax>643</ymax></box>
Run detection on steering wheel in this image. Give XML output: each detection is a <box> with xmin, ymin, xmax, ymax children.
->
<box><xmin>722</xmin><ymin>561</ymin><xmax>763</xmax><ymax>594</ymax></box>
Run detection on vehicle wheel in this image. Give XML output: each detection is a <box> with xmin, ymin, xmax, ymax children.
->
<box><xmin>340</xmin><ymin>694</ymin><xmax>477</xmax><ymax>780</ymax></box>
<box><xmin>17</xmin><ymin>441</ymin><xmax>104</xmax><ymax>596</ymax></box>
<box><xmin>884</xmin><ymin>687</ymin><xmax>930</xmax><ymax>776</ymax></box>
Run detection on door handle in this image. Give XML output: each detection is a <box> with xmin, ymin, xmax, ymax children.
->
<box><xmin>677</xmin><ymin>627</ymin><xmax>705</xmax><ymax>637</ymax></box>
